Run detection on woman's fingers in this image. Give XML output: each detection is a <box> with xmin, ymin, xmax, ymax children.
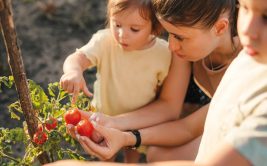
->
<box><xmin>91</xmin><ymin>122</ymin><xmax>109</xmax><ymax>138</ymax></box>
<box><xmin>79</xmin><ymin>136</ymin><xmax>111</xmax><ymax>160</ymax></box>
<box><xmin>78</xmin><ymin>138</ymin><xmax>100</xmax><ymax>159</ymax></box>
<box><xmin>91</xmin><ymin>130</ymin><xmax>104</xmax><ymax>144</ymax></box>
<box><xmin>66</xmin><ymin>124</ymin><xmax>77</xmax><ymax>139</ymax></box>
<box><xmin>79</xmin><ymin>109</ymin><xmax>93</xmax><ymax>119</ymax></box>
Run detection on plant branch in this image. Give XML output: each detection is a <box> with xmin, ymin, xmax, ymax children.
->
<box><xmin>0</xmin><ymin>151</ymin><xmax>20</xmax><ymax>163</ymax></box>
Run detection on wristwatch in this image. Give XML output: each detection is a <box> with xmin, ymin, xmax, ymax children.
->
<box><xmin>128</xmin><ymin>130</ymin><xmax>141</xmax><ymax>149</ymax></box>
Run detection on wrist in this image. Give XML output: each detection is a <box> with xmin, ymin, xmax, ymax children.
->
<box><xmin>125</xmin><ymin>130</ymin><xmax>141</xmax><ymax>149</ymax></box>
<box><xmin>112</xmin><ymin>116</ymin><xmax>124</xmax><ymax>130</ymax></box>
<box><xmin>124</xmin><ymin>131</ymin><xmax>136</xmax><ymax>147</ymax></box>
<box><xmin>63</xmin><ymin>68</ymin><xmax>82</xmax><ymax>75</ymax></box>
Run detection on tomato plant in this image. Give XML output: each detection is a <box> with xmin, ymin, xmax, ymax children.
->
<box><xmin>33</xmin><ymin>131</ymin><xmax>48</xmax><ymax>145</ymax></box>
<box><xmin>77</xmin><ymin>119</ymin><xmax>94</xmax><ymax>138</ymax></box>
<box><xmin>45</xmin><ymin>117</ymin><xmax>58</xmax><ymax>131</ymax></box>
<box><xmin>0</xmin><ymin>76</ymin><xmax>96</xmax><ymax>165</ymax></box>
<box><xmin>64</xmin><ymin>108</ymin><xmax>81</xmax><ymax>126</ymax></box>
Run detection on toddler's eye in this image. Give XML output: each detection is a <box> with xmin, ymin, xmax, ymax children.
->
<box><xmin>131</xmin><ymin>28</ymin><xmax>140</xmax><ymax>32</ymax></box>
<box><xmin>115</xmin><ymin>24</ymin><xmax>121</xmax><ymax>28</ymax></box>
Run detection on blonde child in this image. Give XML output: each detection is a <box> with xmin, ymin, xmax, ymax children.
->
<box><xmin>60</xmin><ymin>0</ymin><xmax>171</xmax><ymax>162</ymax></box>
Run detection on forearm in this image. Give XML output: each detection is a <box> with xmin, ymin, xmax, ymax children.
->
<box><xmin>140</xmin><ymin>104</ymin><xmax>209</xmax><ymax>146</ymax></box>
<box><xmin>114</xmin><ymin>99</ymin><xmax>181</xmax><ymax>130</ymax></box>
<box><xmin>63</xmin><ymin>52</ymin><xmax>91</xmax><ymax>74</ymax></box>
<box><xmin>113</xmin><ymin>55</ymin><xmax>191</xmax><ymax>131</ymax></box>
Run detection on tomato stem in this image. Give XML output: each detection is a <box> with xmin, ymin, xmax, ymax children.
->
<box><xmin>0</xmin><ymin>151</ymin><xmax>20</xmax><ymax>163</ymax></box>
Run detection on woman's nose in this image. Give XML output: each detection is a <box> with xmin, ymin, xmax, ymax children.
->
<box><xmin>168</xmin><ymin>36</ymin><xmax>181</xmax><ymax>52</ymax></box>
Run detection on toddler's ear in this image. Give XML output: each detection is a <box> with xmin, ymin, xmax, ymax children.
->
<box><xmin>214</xmin><ymin>17</ymin><xmax>229</xmax><ymax>36</ymax></box>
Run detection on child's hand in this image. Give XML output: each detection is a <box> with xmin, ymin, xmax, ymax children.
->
<box><xmin>60</xmin><ymin>71</ymin><xmax>93</xmax><ymax>103</ymax></box>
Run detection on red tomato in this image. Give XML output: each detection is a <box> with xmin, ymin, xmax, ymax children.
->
<box><xmin>77</xmin><ymin>119</ymin><xmax>94</xmax><ymax>137</ymax></box>
<box><xmin>33</xmin><ymin>131</ymin><xmax>48</xmax><ymax>145</ymax></box>
<box><xmin>45</xmin><ymin>117</ymin><xmax>58</xmax><ymax>131</ymax></box>
<box><xmin>64</xmin><ymin>108</ymin><xmax>81</xmax><ymax>125</ymax></box>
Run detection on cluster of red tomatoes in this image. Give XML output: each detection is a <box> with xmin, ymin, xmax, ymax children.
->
<box><xmin>64</xmin><ymin>108</ymin><xmax>94</xmax><ymax>138</ymax></box>
<box><xmin>33</xmin><ymin>108</ymin><xmax>94</xmax><ymax>145</ymax></box>
<box><xmin>33</xmin><ymin>117</ymin><xmax>57</xmax><ymax>145</ymax></box>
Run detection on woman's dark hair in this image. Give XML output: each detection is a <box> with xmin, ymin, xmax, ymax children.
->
<box><xmin>107</xmin><ymin>0</ymin><xmax>162</xmax><ymax>35</ymax></box>
<box><xmin>152</xmin><ymin>0</ymin><xmax>238</xmax><ymax>38</ymax></box>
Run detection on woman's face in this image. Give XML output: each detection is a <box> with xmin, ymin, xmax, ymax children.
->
<box><xmin>158</xmin><ymin>18</ymin><xmax>219</xmax><ymax>61</ymax></box>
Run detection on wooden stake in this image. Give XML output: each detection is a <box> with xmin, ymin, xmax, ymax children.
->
<box><xmin>0</xmin><ymin>0</ymin><xmax>50</xmax><ymax>164</ymax></box>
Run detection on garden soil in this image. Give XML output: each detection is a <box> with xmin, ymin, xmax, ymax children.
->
<box><xmin>1</xmin><ymin>0</ymin><xmax>105</xmax><ymax>128</ymax></box>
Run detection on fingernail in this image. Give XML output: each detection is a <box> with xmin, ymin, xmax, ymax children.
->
<box><xmin>90</xmin><ymin>113</ymin><xmax>96</xmax><ymax>121</ymax></box>
<box><xmin>67</xmin><ymin>124</ymin><xmax>72</xmax><ymax>129</ymax></box>
<box><xmin>92</xmin><ymin>121</ymin><xmax>96</xmax><ymax>126</ymax></box>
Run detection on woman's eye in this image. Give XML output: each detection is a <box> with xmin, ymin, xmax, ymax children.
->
<box><xmin>239</xmin><ymin>4</ymin><xmax>248</xmax><ymax>13</ymax></box>
<box><xmin>173</xmin><ymin>34</ymin><xmax>184</xmax><ymax>41</ymax></box>
<box><xmin>262</xmin><ymin>14</ymin><xmax>267</xmax><ymax>22</ymax></box>
<box><xmin>131</xmin><ymin>28</ymin><xmax>140</xmax><ymax>32</ymax></box>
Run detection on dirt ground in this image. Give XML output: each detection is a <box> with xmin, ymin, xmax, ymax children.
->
<box><xmin>1</xmin><ymin>0</ymin><xmax>106</xmax><ymax>128</ymax></box>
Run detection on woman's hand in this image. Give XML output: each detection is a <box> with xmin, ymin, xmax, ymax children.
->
<box><xmin>90</xmin><ymin>112</ymin><xmax>117</xmax><ymax>129</ymax></box>
<box><xmin>66</xmin><ymin>109</ymin><xmax>104</xmax><ymax>143</ymax></box>
<box><xmin>76</xmin><ymin>122</ymin><xmax>132</xmax><ymax>160</ymax></box>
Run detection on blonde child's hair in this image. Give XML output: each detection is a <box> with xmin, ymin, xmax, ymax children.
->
<box><xmin>106</xmin><ymin>0</ymin><xmax>162</xmax><ymax>36</ymax></box>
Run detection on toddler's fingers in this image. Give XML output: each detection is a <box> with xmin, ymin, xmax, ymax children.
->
<box><xmin>66</xmin><ymin>81</ymin><xmax>74</xmax><ymax>93</ymax></box>
<box><xmin>71</xmin><ymin>85</ymin><xmax>80</xmax><ymax>104</ymax></box>
<box><xmin>82</xmin><ymin>84</ymin><xmax>93</xmax><ymax>97</ymax></box>
<box><xmin>59</xmin><ymin>76</ymin><xmax>67</xmax><ymax>90</ymax></box>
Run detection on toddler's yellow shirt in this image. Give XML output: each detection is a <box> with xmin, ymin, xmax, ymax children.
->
<box><xmin>78</xmin><ymin>29</ymin><xmax>172</xmax><ymax>116</ymax></box>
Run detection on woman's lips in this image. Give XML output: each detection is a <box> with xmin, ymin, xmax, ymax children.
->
<box><xmin>173</xmin><ymin>52</ymin><xmax>185</xmax><ymax>58</ymax></box>
<box><xmin>244</xmin><ymin>45</ymin><xmax>258</xmax><ymax>56</ymax></box>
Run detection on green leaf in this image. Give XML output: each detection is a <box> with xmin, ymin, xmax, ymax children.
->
<box><xmin>57</xmin><ymin>150</ymin><xmax>64</xmax><ymax>159</ymax></box>
<box><xmin>10</xmin><ymin>112</ymin><xmax>20</xmax><ymax>120</ymax></box>
<box><xmin>0</xmin><ymin>77</ymin><xmax>94</xmax><ymax>163</ymax></box>
<box><xmin>8</xmin><ymin>101</ymin><xmax>23</xmax><ymax>120</ymax></box>
<box><xmin>0</xmin><ymin>76</ymin><xmax>14</xmax><ymax>92</ymax></box>
<box><xmin>48</xmin><ymin>82</ymin><xmax>59</xmax><ymax>97</ymax></box>
<box><xmin>28</xmin><ymin>80</ymin><xmax>49</xmax><ymax>110</ymax></box>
